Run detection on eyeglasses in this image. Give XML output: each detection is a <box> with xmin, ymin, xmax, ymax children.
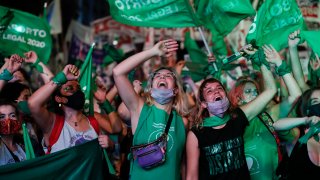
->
<box><xmin>244</xmin><ymin>89</ymin><xmax>258</xmax><ymax>96</ymax></box>
<box><xmin>153</xmin><ymin>72</ymin><xmax>175</xmax><ymax>79</ymax></box>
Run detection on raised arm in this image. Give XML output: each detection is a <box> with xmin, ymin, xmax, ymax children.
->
<box><xmin>0</xmin><ymin>55</ymin><xmax>22</xmax><ymax>90</ymax></box>
<box><xmin>273</xmin><ymin>116</ymin><xmax>320</xmax><ymax>131</ymax></box>
<box><xmin>24</xmin><ymin>51</ymin><xmax>54</xmax><ymax>84</ymax></box>
<box><xmin>113</xmin><ymin>39</ymin><xmax>178</xmax><ymax>132</ymax></box>
<box><xmin>94</xmin><ymin>84</ymin><xmax>122</xmax><ymax>134</ymax></box>
<box><xmin>240</xmin><ymin>45</ymin><xmax>277</xmax><ymax>120</ymax></box>
<box><xmin>288</xmin><ymin>30</ymin><xmax>310</xmax><ymax>92</ymax></box>
<box><xmin>265</xmin><ymin>45</ymin><xmax>302</xmax><ymax>120</ymax></box>
<box><xmin>28</xmin><ymin>64</ymin><xmax>79</xmax><ymax>134</ymax></box>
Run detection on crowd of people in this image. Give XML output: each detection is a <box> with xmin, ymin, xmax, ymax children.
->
<box><xmin>0</xmin><ymin>28</ymin><xmax>319</xmax><ymax>180</ymax></box>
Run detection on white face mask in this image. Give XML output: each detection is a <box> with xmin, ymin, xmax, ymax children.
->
<box><xmin>206</xmin><ymin>97</ymin><xmax>230</xmax><ymax>117</ymax></box>
<box><xmin>151</xmin><ymin>88</ymin><xmax>175</xmax><ymax>105</ymax></box>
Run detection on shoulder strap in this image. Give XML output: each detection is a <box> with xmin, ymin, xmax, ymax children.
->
<box><xmin>47</xmin><ymin>115</ymin><xmax>64</xmax><ymax>154</ymax></box>
<box><xmin>258</xmin><ymin>112</ymin><xmax>283</xmax><ymax>162</ymax></box>
<box><xmin>164</xmin><ymin>112</ymin><xmax>173</xmax><ymax>135</ymax></box>
<box><xmin>88</xmin><ymin>116</ymin><xmax>100</xmax><ymax>134</ymax></box>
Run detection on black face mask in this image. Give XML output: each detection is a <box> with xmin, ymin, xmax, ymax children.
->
<box><xmin>64</xmin><ymin>90</ymin><xmax>85</xmax><ymax>110</ymax></box>
<box><xmin>308</xmin><ymin>103</ymin><xmax>320</xmax><ymax>117</ymax></box>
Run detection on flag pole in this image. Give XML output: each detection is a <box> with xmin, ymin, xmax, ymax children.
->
<box><xmin>197</xmin><ymin>27</ymin><xmax>218</xmax><ymax>72</ymax></box>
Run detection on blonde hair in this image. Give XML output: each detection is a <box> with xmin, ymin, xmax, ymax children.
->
<box><xmin>144</xmin><ymin>67</ymin><xmax>189</xmax><ymax>117</ymax></box>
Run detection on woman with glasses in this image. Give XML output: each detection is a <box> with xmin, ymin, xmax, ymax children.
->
<box><xmin>113</xmin><ymin>39</ymin><xmax>189</xmax><ymax>180</ymax></box>
<box><xmin>228</xmin><ymin>45</ymin><xmax>301</xmax><ymax>180</ymax></box>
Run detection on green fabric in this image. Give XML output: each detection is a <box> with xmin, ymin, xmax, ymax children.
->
<box><xmin>243</xmin><ymin>116</ymin><xmax>278</xmax><ymax>180</ymax></box>
<box><xmin>275</xmin><ymin>60</ymin><xmax>291</xmax><ymax>76</ymax></box>
<box><xmin>0</xmin><ymin>8</ymin><xmax>13</xmax><ymax>36</ymax></box>
<box><xmin>0</xmin><ymin>69</ymin><xmax>13</xmax><ymax>81</ymax></box>
<box><xmin>183</xmin><ymin>31</ymin><xmax>208</xmax><ymax>81</ymax></box>
<box><xmin>0</xmin><ymin>140</ymin><xmax>108</xmax><ymax>179</ymax></box>
<box><xmin>0</xmin><ymin>6</ymin><xmax>52</xmax><ymax>64</ymax></box>
<box><xmin>300</xmin><ymin>31</ymin><xmax>320</xmax><ymax>57</ymax></box>
<box><xmin>103</xmin><ymin>149</ymin><xmax>116</xmax><ymax>175</ymax></box>
<box><xmin>103</xmin><ymin>43</ymin><xmax>124</xmax><ymax>63</ymax></box>
<box><xmin>107</xmin><ymin>0</ymin><xmax>201</xmax><ymax>28</ymax></box>
<box><xmin>299</xmin><ymin>121</ymin><xmax>320</xmax><ymax>144</ymax></box>
<box><xmin>22</xmin><ymin>123</ymin><xmax>35</xmax><ymax>160</ymax></box>
<box><xmin>17</xmin><ymin>101</ymin><xmax>31</xmax><ymax>115</ymax></box>
<box><xmin>248</xmin><ymin>48</ymin><xmax>270</xmax><ymax>70</ymax></box>
<box><xmin>202</xmin><ymin>114</ymin><xmax>230</xmax><ymax>127</ymax></box>
<box><xmin>31</xmin><ymin>58</ymin><xmax>44</xmax><ymax>73</ymax></box>
<box><xmin>52</xmin><ymin>71</ymin><xmax>67</xmax><ymax>85</ymax></box>
<box><xmin>194</xmin><ymin>0</ymin><xmax>255</xmax><ymax>36</ymax></box>
<box><xmin>79</xmin><ymin>44</ymin><xmax>94</xmax><ymax>116</ymax></box>
<box><xmin>194</xmin><ymin>0</ymin><xmax>255</xmax><ymax>58</ymax></box>
<box><xmin>99</xmin><ymin>100</ymin><xmax>115</xmax><ymax>114</ymax></box>
<box><xmin>131</xmin><ymin>104</ymin><xmax>186</xmax><ymax>180</ymax></box>
<box><xmin>246</xmin><ymin>0</ymin><xmax>306</xmax><ymax>51</ymax></box>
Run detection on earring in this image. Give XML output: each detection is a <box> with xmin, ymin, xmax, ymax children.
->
<box><xmin>59</xmin><ymin>103</ymin><xmax>62</xmax><ymax>107</ymax></box>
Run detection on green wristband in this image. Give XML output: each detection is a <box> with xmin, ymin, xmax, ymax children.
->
<box><xmin>0</xmin><ymin>69</ymin><xmax>13</xmax><ymax>81</ymax></box>
<box><xmin>52</xmin><ymin>71</ymin><xmax>67</xmax><ymax>85</ymax></box>
<box><xmin>99</xmin><ymin>100</ymin><xmax>115</xmax><ymax>114</ymax></box>
<box><xmin>31</xmin><ymin>58</ymin><xmax>44</xmax><ymax>73</ymax></box>
<box><xmin>249</xmin><ymin>49</ymin><xmax>270</xmax><ymax>70</ymax></box>
<box><xmin>275</xmin><ymin>61</ymin><xmax>291</xmax><ymax>76</ymax></box>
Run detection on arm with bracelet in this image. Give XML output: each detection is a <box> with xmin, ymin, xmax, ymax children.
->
<box><xmin>24</xmin><ymin>51</ymin><xmax>54</xmax><ymax>84</ymax></box>
<box><xmin>263</xmin><ymin>45</ymin><xmax>302</xmax><ymax>121</ymax></box>
<box><xmin>94</xmin><ymin>84</ymin><xmax>122</xmax><ymax>134</ymax></box>
<box><xmin>0</xmin><ymin>54</ymin><xmax>23</xmax><ymax>90</ymax></box>
<box><xmin>28</xmin><ymin>64</ymin><xmax>79</xmax><ymax>138</ymax></box>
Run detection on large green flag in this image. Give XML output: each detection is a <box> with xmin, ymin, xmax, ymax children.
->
<box><xmin>107</xmin><ymin>0</ymin><xmax>201</xmax><ymax>28</ymax></box>
<box><xmin>300</xmin><ymin>31</ymin><xmax>320</xmax><ymax>56</ymax></box>
<box><xmin>0</xmin><ymin>140</ymin><xmax>109</xmax><ymax>179</ymax></box>
<box><xmin>246</xmin><ymin>0</ymin><xmax>306</xmax><ymax>51</ymax></box>
<box><xmin>194</xmin><ymin>0</ymin><xmax>255</xmax><ymax>36</ymax></box>
<box><xmin>0</xmin><ymin>6</ymin><xmax>52</xmax><ymax>64</ymax></box>
<box><xmin>79</xmin><ymin>43</ymin><xmax>95</xmax><ymax>116</ymax></box>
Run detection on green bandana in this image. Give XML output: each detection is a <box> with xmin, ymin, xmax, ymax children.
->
<box><xmin>275</xmin><ymin>60</ymin><xmax>291</xmax><ymax>76</ymax></box>
<box><xmin>299</xmin><ymin>121</ymin><xmax>320</xmax><ymax>144</ymax></box>
<box><xmin>31</xmin><ymin>58</ymin><xmax>44</xmax><ymax>73</ymax></box>
<box><xmin>17</xmin><ymin>100</ymin><xmax>31</xmax><ymax>115</ymax></box>
<box><xmin>202</xmin><ymin>114</ymin><xmax>230</xmax><ymax>127</ymax></box>
<box><xmin>52</xmin><ymin>71</ymin><xmax>67</xmax><ymax>85</ymax></box>
<box><xmin>0</xmin><ymin>69</ymin><xmax>13</xmax><ymax>81</ymax></box>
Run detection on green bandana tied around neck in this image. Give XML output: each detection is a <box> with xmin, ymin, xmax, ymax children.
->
<box><xmin>202</xmin><ymin>114</ymin><xmax>230</xmax><ymax>127</ymax></box>
<box><xmin>299</xmin><ymin>121</ymin><xmax>320</xmax><ymax>144</ymax></box>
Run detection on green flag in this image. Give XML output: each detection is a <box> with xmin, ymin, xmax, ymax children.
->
<box><xmin>0</xmin><ymin>6</ymin><xmax>52</xmax><ymax>64</ymax></box>
<box><xmin>300</xmin><ymin>31</ymin><xmax>320</xmax><ymax>57</ymax></box>
<box><xmin>183</xmin><ymin>31</ymin><xmax>208</xmax><ymax>81</ymax></box>
<box><xmin>22</xmin><ymin>123</ymin><xmax>35</xmax><ymax>160</ymax></box>
<box><xmin>246</xmin><ymin>0</ymin><xmax>306</xmax><ymax>51</ymax></box>
<box><xmin>194</xmin><ymin>0</ymin><xmax>255</xmax><ymax>36</ymax></box>
<box><xmin>0</xmin><ymin>140</ymin><xmax>109</xmax><ymax>179</ymax></box>
<box><xmin>79</xmin><ymin>43</ymin><xmax>95</xmax><ymax>116</ymax></box>
<box><xmin>107</xmin><ymin>0</ymin><xmax>201</xmax><ymax>28</ymax></box>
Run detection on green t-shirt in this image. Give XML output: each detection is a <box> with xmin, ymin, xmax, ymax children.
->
<box><xmin>244</xmin><ymin>115</ymin><xmax>279</xmax><ymax>180</ymax></box>
<box><xmin>130</xmin><ymin>104</ymin><xmax>186</xmax><ymax>180</ymax></box>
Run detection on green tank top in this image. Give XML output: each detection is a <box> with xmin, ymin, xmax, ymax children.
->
<box><xmin>130</xmin><ymin>104</ymin><xmax>186</xmax><ymax>180</ymax></box>
<box><xmin>244</xmin><ymin>115</ymin><xmax>279</xmax><ymax>180</ymax></box>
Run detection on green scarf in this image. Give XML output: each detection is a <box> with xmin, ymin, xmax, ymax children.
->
<box><xmin>299</xmin><ymin>121</ymin><xmax>320</xmax><ymax>144</ymax></box>
<box><xmin>202</xmin><ymin>114</ymin><xmax>230</xmax><ymax>127</ymax></box>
